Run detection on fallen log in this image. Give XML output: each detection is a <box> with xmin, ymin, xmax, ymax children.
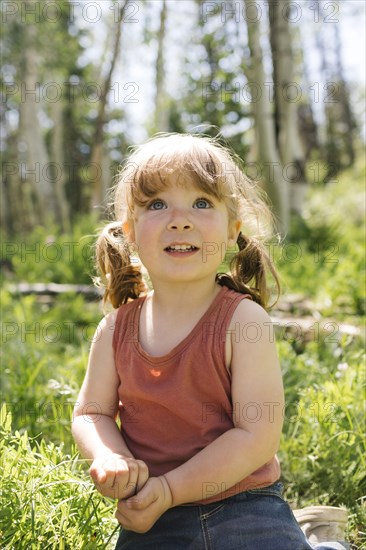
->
<box><xmin>271</xmin><ymin>314</ymin><xmax>362</xmax><ymax>342</ymax></box>
<box><xmin>8</xmin><ymin>282</ymin><xmax>103</xmax><ymax>300</ymax></box>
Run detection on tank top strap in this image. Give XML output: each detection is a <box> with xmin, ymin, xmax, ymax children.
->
<box><xmin>112</xmin><ymin>297</ymin><xmax>144</xmax><ymax>352</ymax></box>
<box><xmin>210</xmin><ymin>286</ymin><xmax>252</xmax><ymax>358</ymax></box>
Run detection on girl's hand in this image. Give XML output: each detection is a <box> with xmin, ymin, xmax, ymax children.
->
<box><xmin>89</xmin><ymin>454</ymin><xmax>149</xmax><ymax>500</ymax></box>
<box><xmin>115</xmin><ymin>476</ymin><xmax>173</xmax><ymax>533</ymax></box>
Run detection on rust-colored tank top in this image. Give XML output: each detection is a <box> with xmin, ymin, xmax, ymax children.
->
<box><xmin>112</xmin><ymin>284</ymin><xmax>280</xmax><ymax>504</ymax></box>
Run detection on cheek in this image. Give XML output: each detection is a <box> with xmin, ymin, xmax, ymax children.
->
<box><xmin>210</xmin><ymin>211</ymin><xmax>231</xmax><ymax>234</ymax></box>
<box><xmin>133</xmin><ymin>221</ymin><xmax>158</xmax><ymax>251</ymax></box>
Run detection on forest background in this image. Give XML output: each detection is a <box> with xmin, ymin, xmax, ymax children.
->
<box><xmin>1</xmin><ymin>0</ymin><xmax>365</xmax><ymax>548</ymax></box>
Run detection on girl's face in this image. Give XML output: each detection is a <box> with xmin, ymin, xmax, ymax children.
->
<box><xmin>124</xmin><ymin>172</ymin><xmax>240</xmax><ymax>286</ymax></box>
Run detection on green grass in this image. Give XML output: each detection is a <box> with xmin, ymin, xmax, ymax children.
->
<box><xmin>276</xmin><ymin>158</ymin><xmax>365</xmax><ymax>319</ymax></box>
<box><xmin>278</xmin><ymin>338</ymin><xmax>366</xmax><ymax>548</ymax></box>
<box><xmin>0</xmin><ymin>405</ymin><xmax>119</xmax><ymax>549</ymax></box>
<box><xmin>1</xmin><ymin>159</ymin><xmax>365</xmax><ymax>547</ymax></box>
<box><xmin>1</xmin><ymin>216</ymin><xmax>98</xmax><ymax>285</ymax></box>
<box><xmin>1</xmin><ymin>290</ymin><xmax>101</xmax><ymax>449</ymax></box>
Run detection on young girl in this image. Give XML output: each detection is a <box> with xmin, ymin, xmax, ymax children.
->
<box><xmin>72</xmin><ymin>134</ymin><xmax>348</xmax><ymax>550</ymax></box>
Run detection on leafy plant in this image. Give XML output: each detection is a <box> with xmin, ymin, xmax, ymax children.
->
<box><xmin>1</xmin><ymin>216</ymin><xmax>98</xmax><ymax>285</ymax></box>
<box><xmin>0</xmin><ymin>405</ymin><xmax>119</xmax><ymax>549</ymax></box>
<box><xmin>1</xmin><ymin>289</ymin><xmax>102</xmax><ymax>448</ymax></box>
<box><xmin>279</xmin><ymin>338</ymin><xmax>366</xmax><ymax>549</ymax></box>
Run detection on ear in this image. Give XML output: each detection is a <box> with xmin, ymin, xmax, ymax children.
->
<box><xmin>123</xmin><ymin>220</ymin><xmax>135</xmax><ymax>243</ymax></box>
<box><xmin>228</xmin><ymin>220</ymin><xmax>241</xmax><ymax>248</ymax></box>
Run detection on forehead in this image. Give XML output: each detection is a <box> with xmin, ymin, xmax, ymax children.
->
<box><xmin>151</xmin><ymin>170</ymin><xmax>212</xmax><ymax>193</ymax></box>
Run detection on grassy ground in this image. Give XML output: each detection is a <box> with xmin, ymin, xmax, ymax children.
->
<box><xmin>1</xmin><ymin>160</ymin><xmax>365</xmax><ymax>548</ymax></box>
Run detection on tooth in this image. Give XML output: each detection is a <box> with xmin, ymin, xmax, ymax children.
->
<box><xmin>167</xmin><ymin>245</ymin><xmax>195</xmax><ymax>251</ymax></box>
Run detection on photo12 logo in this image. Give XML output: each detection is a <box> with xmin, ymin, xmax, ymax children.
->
<box><xmin>3</xmin><ymin>80</ymin><xmax>140</xmax><ymax>105</ymax></box>
<box><xmin>2</xmin><ymin>1</ymin><xmax>140</xmax><ymax>24</ymax></box>
<box><xmin>200</xmin><ymin>1</ymin><xmax>339</xmax><ymax>24</ymax></box>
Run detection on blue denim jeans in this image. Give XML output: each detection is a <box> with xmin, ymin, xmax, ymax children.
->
<box><xmin>115</xmin><ymin>482</ymin><xmax>347</xmax><ymax>550</ymax></box>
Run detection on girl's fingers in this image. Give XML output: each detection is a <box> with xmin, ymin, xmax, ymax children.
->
<box><xmin>136</xmin><ymin>460</ymin><xmax>149</xmax><ymax>491</ymax></box>
<box><xmin>90</xmin><ymin>456</ymin><xmax>126</xmax><ymax>489</ymax></box>
<box><xmin>122</xmin><ymin>460</ymin><xmax>138</xmax><ymax>495</ymax></box>
<box><xmin>90</xmin><ymin>457</ymin><xmax>149</xmax><ymax>499</ymax></box>
<box><xmin>125</xmin><ymin>479</ymin><xmax>157</xmax><ymax>510</ymax></box>
<box><xmin>89</xmin><ymin>463</ymin><xmax>107</xmax><ymax>484</ymax></box>
<box><xmin>115</xmin><ymin>507</ymin><xmax>131</xmax><ymax>529</ymax></box>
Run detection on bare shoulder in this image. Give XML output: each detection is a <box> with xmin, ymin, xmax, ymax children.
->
<box><xmin>99</xmin><ymin>309</ymin><xmax>117</xmax><ymax>332</ymax></box>
<box><xmin>229</xmin><ymin>297</ymin><xmax>273</xmax><ymax>328</ymax></box>
<box><xmin>89</xmin><ymin>309</ymin><xmax>118</xmax><ymax>350</ymax></box>
<box><xmin>224</xmin><ymin>297</ymin><xmax>278</xmax><ymax>373</ymax></box>
<box><xmin>227</xmin><ymin>297</ymin><xmax>279</xmax><ymax>367</ymax></box>
<box><xmin>83</xmin><ymin>308</ymin><xmax>120</xmax><ymax>379</ymax></box>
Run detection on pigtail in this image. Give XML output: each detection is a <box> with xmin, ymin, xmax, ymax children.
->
<box><xmin>216</xmin><ymin>232</ymin><xmax>280</xmax><ymax>309</ymax></box>
<box><xmin>94</xmin><ymin>222</ymin><xmax>147</xmax><ymax>309</ymax></box>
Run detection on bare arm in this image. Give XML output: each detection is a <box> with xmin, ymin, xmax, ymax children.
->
<box><xmin>72</xmin><ymin>312</ymin><xmax>129</xmax><ymax>458</ymax></box>
<box><xmin>72</xmin><ymin>311</ymin><xmax>148</xmax><ymax>499</ymax></box>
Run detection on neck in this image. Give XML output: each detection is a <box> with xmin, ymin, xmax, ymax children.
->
<box><xmin>147</xmin><ymin>276</ymin><xmax>221</xmax><ymax>315</ymax></box>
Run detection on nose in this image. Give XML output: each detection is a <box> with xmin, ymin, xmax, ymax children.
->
<box><xmin>167</xmin><ymin>208</ymin><xmax>193</xmax><ymax>231</ymax></box>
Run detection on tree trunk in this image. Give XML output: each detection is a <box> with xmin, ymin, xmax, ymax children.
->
<box><xmin>268</xmin><ymin>0</ymin><xmax>307</xmax><ymax>215</ymax></box>
<box><xmin>0</xmin><ymin>170</ymin><xmax>8</xmax><ymax>231</ymax></box>
<box><xmin>50</xmin><ymin>87</ymin><xmax>71</xmax><ymax>232</ymax></box>
<box><xmin>333</xmin><ymin>21</ymin><xmax>355</xmax><ymax>167</ymax></box>
<box><xmin>153</xmin><ymin>0</ymin><xmax>169</xmax><ymax>133</ymax></box>
<box><xmin>1</xmin><ymin>134</ymin><xmax>30</xmax><ymax>233</ymax></box>
<box><xmin>19</xmin><ymin>3</ymin><xmax>55</xmax><ymax>224</ymax></box>
<box><xmin>314</xmin><ymin>0</ymin><xmax>334</xmax><ymax>179</ymax></box>
<box><xmin>297</xmin><ymin>42</ymin><xmax>319</xmax><ymax>163</ymax></box>
<box><xmin>244</xmin><ymin>0</ymin><xmax>289</xmax><ymax>235</ymax></box>
<box><xmin>90</xmin><ymin>0</ymin><xmax>127</xmax><ymax>211</ymax></box>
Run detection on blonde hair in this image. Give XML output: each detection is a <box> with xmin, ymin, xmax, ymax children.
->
<box><xmin>95</xmin><ymin>133</ymin><xmax>280</xmax><ymax>309</ymax></box>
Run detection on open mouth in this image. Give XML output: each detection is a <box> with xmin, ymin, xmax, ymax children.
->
<box><xmin>164</xmin><ymin>245</ymin><xmax>199</xmax><ymax>253</ymax></box>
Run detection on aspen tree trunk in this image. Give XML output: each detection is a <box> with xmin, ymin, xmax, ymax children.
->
<box><xmin>298</xmin><ymin>42</ymin><xmax>319</xmax><ymax>162</ymax></box>
<box><xmin>1</xmin><ymin>135</ymin><xmax>28</xmax><ymax>233</ymax></box>
<box><xmin>268</xmin><ymin>0</ymin><xmax>307</xmax><ymax>215</ymax></box>
<box><xmin>314</xmin><ymin>1</ymin><xmax>331</xmax><ymax>154</ymax></box>
<box><xmin>90</xmin><ymin>1</ymin><xmax>127</xmax><ymax>211</ymax></box>
<box><xmin>244</xmin><ymin>0</ymin><xmax>289</xmax><ymax>235</ymax></box>
<box><xmin>20</xmin><ymin>8</ymin><xmax>55</xmax><ymax>225</ymax></box>
<box><xmin>50</xmin><ymin>88</ymin><xmax>70</xmax><ymax>232</ymax></box>
<box><xmin>153</xmin><ymin>0</ymin><xmax>169</xmax><ymax>133</ymax></box>
<box><xmin>0</xmin><ymin>172</ymin><xmax>8</xmax><ymax>231</ymax></box>
<box><xmin>333</xmin><ymin>21</ymin><xmax>355</xmax><ymax>166</ymax></box>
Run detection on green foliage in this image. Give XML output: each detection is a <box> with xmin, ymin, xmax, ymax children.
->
<box><xmin>173</xmin><ymin>3</ymin><xmax>250</xmax><ymax>158</ymax></box>
<box><xmin>1</xmin><ymin>0</ymin><xmax>101</xmax><ymax>229</ymax></box>
<box><xmin>272</xmin><ymin>161</ymin><xmax>366</xmax><ymax>546</ymax></box>
<box><xmin>279</xmin><ymin>339</ymin><xmax>366</xmax><ymax>498</ymax></box>
<box><xmin>278</xmin><ymin>338</ymin><xmax>366</xmax><ymax>548</ymax></box>
<box><xmin>0</xmin><ymin>405</ymin><xmax>119</xmax><ymax>549</ymax></box>
<box><xmin>275</xmin><ymin>160</ymin><xmax>365</xmax><ymax>318</ymax></box>
<box><xmin>1</xmin><ymin>216</ymin><xmax>98</xmax><ymax>285</ymax></box>
<box><xmin>1</xmin><ymin>289</ymin><xmax>102</xmax><ymax>448</ymax></box>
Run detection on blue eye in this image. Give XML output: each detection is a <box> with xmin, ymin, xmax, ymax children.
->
<box><xmin>148</xmin><ymin>199</ymin><xmax>166</xmax><ymax>210</ymax></box>
<box><xmin>194</xmin><ymin>198</ymin><xmax>212</xmax><ymax>209</ymax></box>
